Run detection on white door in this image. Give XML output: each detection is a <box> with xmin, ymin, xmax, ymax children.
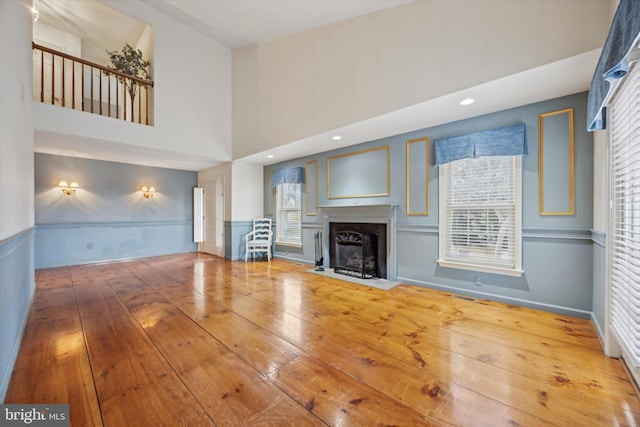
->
<box><xmin>201</xmin><ymin>179</ymin><xmax>224</xmax><ymax>257</ymax></box>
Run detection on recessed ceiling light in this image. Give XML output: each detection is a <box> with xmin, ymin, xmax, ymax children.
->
<box><xmin>460</xmin><ymin>98</ymin><xmax>475</xmax><ymax>106</ymax></box>
<box><xmin>266</xmin><ymin>154</ymin><xmax>275</xmax><ymax>159</ymax></box>
<box><xmin>332</xmin><ymin>135</ymin><xmax>342</xmax><ymax>141</ymax></box>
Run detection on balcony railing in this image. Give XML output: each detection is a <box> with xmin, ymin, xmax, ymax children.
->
<box><xmin>32</xmin><ymin>42</ymin><xmax>154</xmax><ymax>125</ymax></box>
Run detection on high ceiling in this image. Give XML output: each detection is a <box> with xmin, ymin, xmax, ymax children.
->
<box><xmin>32</xmin><ymin>0</ymin><xmax>613</xmax><ymax>170</ymax></box>
<box><xmin>36</xmin><ymin>0</ymin><xmax>413</xmax><ymax>56</ymax></box>
<box><xmin>140</xmin><ymin>0</ymin><xmax>415</xmax><ymax>49</ymax></box>
<box><xmin>36</xmin><ymin>0</ymin><xmax>148</xmax><ymax>65</ymax></box>
<box><xmin>32</xmin><ymin>0</ymin><xmax>427</xmax><ymax>169</ymax></box>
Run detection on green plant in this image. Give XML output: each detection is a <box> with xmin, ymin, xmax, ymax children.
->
<box><xmin>105</xmin><ymin>43</ymin><xmax>151</xmax><ymax>101</ymax></box>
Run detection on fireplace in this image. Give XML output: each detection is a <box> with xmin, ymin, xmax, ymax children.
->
<box><xmin>334</xmin><ymin>231</ymin><xmax>378</xmax><ymax>279</ymax></box>
<box><xmin>321</xmin><ymin>204</ymin><xmax>397</xmax><ymax>282</ymax></box>
<box><xmin>329</xmin><ymin>222</ymin><xmax>387</xmax><ymax>279</ymax></box>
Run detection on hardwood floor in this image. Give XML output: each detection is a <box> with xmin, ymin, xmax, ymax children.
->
<box><xmin>5</xmin><ymin>253</ymin><xmax>639</xmax><ymax>426</ymax></box>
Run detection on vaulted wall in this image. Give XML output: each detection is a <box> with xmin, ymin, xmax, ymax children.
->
<box><xmin>0</xmin><ymin>0</ymin><xmax>36</xmax><ymax>403</ymax></box>
<box><xmin>232</xmin><ymin>0</ymin><xmax>611</xmax><ymax>159</ymax></box>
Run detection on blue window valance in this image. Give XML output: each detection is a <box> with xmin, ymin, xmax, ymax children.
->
<box><xmin>272</xmin><ymin>167</ymin><xmax>305</xmax><ymax>187</ymax></box>
<box><xmin>434</xmin><ymin>123</ymin><xmax>527</xmax><ymax>166</ymax></box>
<box><xmin>587</xmin><ymin>0</ymin><xmax>640</xmax><ymax>131</ymax></box>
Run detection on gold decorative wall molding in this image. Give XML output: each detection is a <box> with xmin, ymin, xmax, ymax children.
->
<box><xmin>538</xmin><ymin>107</ymin><xmax>575</xmax><ymax>216</ymax></box>
<box><xmin>327</xmin><ymin>145</ymin><xmax>390</xmax><ymax>199</ymax></box>
<box><xmin>264</xmin><ymin>169</ymin><xmax>274</xmax><ymax>216</ymax></box>
<box><xmin>305</xmin><ymin>160</ymin><xmax>318</xmax><ymax>216</ymax></box>
<box><xmin>406</xmin><ymin>137</ymin><xmax>429</xmax><ymax>216</ymax></box>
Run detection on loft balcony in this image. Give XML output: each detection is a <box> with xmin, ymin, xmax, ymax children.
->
<box><xmin>32</xmin><ymin>42</ymin><xmax>154</xmax><ymax>126</ymax></box>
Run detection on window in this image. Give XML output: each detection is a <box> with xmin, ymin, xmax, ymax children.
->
<box><xmin>276</xmin><ymin>182</ymin><xmax>301</xmax><ymax>246</ymax></box>
<box><xmin>438</xmin><ymin>155</ymin><xmax>522</xmax><ymax>276</ymax></box>
<box><xmin>608</xmin><ymin>61</ymin><xmax>640</xmax><ymax>375</ymax></box>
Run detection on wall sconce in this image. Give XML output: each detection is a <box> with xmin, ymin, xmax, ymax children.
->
<box><xmin>141</xmin><ymin>185</ymin><xmax>156</xmax><ymax>198</ymax></box>
<box><xmin>58</xmin><ymin>180</ymin><xmax>79</xmax><ymax>196</ymax></box>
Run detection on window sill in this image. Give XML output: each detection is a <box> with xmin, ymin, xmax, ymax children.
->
<box><xmin>437</xmin><ymin>260</ymin><xmax>523</xmax><ymax>277</ymax></box>
<box><xmin>276</xmin><ymin>241</ymin><xmax>302</xmax><ymax>248</ymax></box>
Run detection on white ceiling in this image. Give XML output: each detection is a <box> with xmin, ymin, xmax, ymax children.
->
<box><xmin>140</xmin><ymin>0</ymin><xmax>415</xmax><ymax>49</ymax></box>
<box><xmin>38</xmin><ymin>0</ymin><xmax>414</xmax><ymax>52</ymax></box>
<box><xmin>37</xmin><ymin>0</ymin><xmax>148</xmax><ymax>65</ymax></box>
<box><xmin>32</xmin><ymin>0</ymin><xmax>605</xmax><ymax>170</ymax></box>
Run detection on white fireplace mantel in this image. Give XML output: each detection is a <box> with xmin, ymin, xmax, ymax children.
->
<box><xmin>319</xmin><ymin>203</ymin><xmax>397</xmax><ymax>281</ymax></box>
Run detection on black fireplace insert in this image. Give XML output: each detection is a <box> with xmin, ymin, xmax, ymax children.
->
<box><xmin>334</xmin><ymin>231</ymin><xmax>378</xmax><ymax>279</ymax></box>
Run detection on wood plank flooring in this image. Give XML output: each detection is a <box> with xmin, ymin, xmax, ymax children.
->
<box><xmin>5</xmin><ymin>253</ymin><xmax>639</xmax><ymax>426</ymax></box>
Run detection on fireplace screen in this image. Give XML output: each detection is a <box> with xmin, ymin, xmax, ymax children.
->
<box><xmin>334</xmin><ymin>231</ymin><xmax>378</xmax><ymax>279</ymax></box>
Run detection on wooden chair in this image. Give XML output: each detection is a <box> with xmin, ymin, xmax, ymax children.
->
<box><xmin>244</xmin><ymin>218</ymin><xmax>273</xmax><ymax>261</ymax></box>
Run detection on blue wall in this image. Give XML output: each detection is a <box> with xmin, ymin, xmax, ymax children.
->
<box><xmin>224</xmin><ymin>220</ymin><xmax>252</xmax><ymax>261</ymax></box>
<box><xmin>0</xmin><ymin>229</ymin><xmax>35</xmax><ymax>402</ymax></box>
<box><xmin>266</xmin><ymin>92</ymin><xmax>594</xmax><ymax>317</ymax></box>
<box><xmin>35</xmin><ymin>154</ymin><xmax>197</xmax><ymax>268</ymax></box>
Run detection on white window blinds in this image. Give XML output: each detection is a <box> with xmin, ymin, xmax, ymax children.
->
<box><xmin>276</xmin><ymin>183</ymin><xmax>302</xmax><ymax>246</ymax></box>
<box><xmin>438</xmin><ymin>155</ymin><xmax>522</xmax><ymax>276</ymax></box>
<box><xmin>609</xmin><ymin>61</ymin><xmax>640</xmax><ymax>369</ymax></box>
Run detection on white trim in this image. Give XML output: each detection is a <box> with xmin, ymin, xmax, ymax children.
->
<box><xmin>438</xmin><ymin>156</ymin><xmax>523</xmax><ymax>275</ymax></box>
<box><xmin>514</xmin><ymin>156</ymin><xmax>523</xmax><ymax>271</ymax></box>
<box><xmin>320</xmin><ymin>204</ymin><xmax>397</xmax><ymax>282</ymax></box>
<box><xmin>275</xmin><ymin>241</ymin><xmax>303</xmax><ymax>248</ymax></box>
<box><xmin>604</xmin><ymin>84</ymin><xmax>621</xmax><ymax>358</ymax></box>
<box><xmin>275</xmin><ymin>183</ymin><xmax>302</xmax><ymax>246</ymax></box>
